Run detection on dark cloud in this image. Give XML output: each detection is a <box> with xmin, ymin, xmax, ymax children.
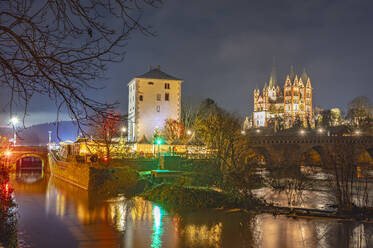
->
<box><xmin>3</xmin><ymin>0</ymin><xmax>373</xmax><ymax>125</ymax></box>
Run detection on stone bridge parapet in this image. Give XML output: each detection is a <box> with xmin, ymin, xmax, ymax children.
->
<box><xmin>247</xmin><ymin>136</ymin><xmax>373</xmax><ymax>167</ymax></box>
<box><xmin>1</xmin><ymin>146</ymin><xmax>49</xmax><ymax>171</ymax></box>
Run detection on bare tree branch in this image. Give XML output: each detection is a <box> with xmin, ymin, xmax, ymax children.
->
<box><xmin>0</xmin><ymin>0</ymin><xmax>161</xmax><ymax>133</ymax></box>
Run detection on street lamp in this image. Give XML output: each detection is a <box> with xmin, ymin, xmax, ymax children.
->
<box><xmin>120</xmin><ymin>127</ymin><xmax>127</xmax><ymax>146</ymax></box>
<box><xmin>317</xmin><ymin>128</ymin><xmax>324</xmax><ymax>134</ymax></box>
<box><xmin>186</xmin><ymin>129</ymin><xmax>192</xmax><ymax>136</ymax></box>
<box><xmin>4</xmin><ymin>150</ymin><xmax>12</xmax><ymax>157</ymax></box>
<box><xmin>241</xmin><ymin>130</ymin><xmax>246</xmax><ymax>135</ymax></box>
<box><xmin>155</xmin><ymin>138</ymin><xmax>163</xmax><ymax>169</ymax></box>
<box><xmin>299</xmin><ymin>129</ymin><xmax>305</xmax><ymax>135</ymax></box>
<box><xmin>355</xmin><ymin>130</ymin><xmax>361</xmax><ymax>136</ymax></box>
<box><xmin>10</xmin><ymin>117</ymin><xmax>18</xmax><ymax>146</ymax></box>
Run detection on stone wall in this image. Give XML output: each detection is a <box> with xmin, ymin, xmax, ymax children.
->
<box><xmin>48</xmin><ymin>154</ymin><xmax>90</xmax><ymax>190</ymax></box>
<box><xmin>49</xmin><ymin>153</ymin><xmax>139</xmax><ymax>193</ymax></box>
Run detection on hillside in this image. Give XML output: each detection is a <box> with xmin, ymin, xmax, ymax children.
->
<box><xmin>0</xmin><ymin>121</ymin><xmax>79</xmax><ymax>146</ymax></box>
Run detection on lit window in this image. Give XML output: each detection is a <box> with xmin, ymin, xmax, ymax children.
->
<box><xmin>165</xmin><ymin>93</ymin><xmax>169</xmax><ymax>101</ymax></box>
<box><xmin>165</xmin><ymin>83</ymin><xmax>170</xmax><ymax>89</ymax></box>
<box><xmin>156</xmin><ymin>105</ymin><xmax>160</xmax><ymax>112</ymax></box>
<box><xmin>157</xmin><ymin>94</ymin><xmax>161</xmax><ymax>101</ymax></box>
<box><xmin>139</xmin><ymin>95</ymin><xmax>143</xmax><ymax>101</ymax></box>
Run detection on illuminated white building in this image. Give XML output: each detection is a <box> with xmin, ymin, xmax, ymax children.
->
<box><xmin>253</xmin><ymin>63</ymin><xmax>313</xmax><ymax>128</ymax></box>
<box><xmin>127</xmin><ymin>66</ymin><xmax>183</xmax><ymax>142</ymax></box>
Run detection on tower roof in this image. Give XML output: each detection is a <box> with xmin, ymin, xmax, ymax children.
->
<box><xmin>135</xmin><ymin>66</ymin><xmax>182</xmax><ymax>81</ymax></box>
<box><xmin>268</xmin><ymin>57</ymin><xmax>277</xmax><ymax>88</ymax></box>
<box><xmin>300</xmin><ymin>68</ymin><xmax>308</xmax><ymax>84</ymax></box>
<box><xmin>289</xmin><ymin>65</ymin><xmax>295</xmax><ymax>81</ymax></box>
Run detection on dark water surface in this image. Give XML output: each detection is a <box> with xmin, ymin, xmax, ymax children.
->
<box><xmin>10</xmin><ymin>171</ymin><xmax>373</xmax><ymax>248</ymax></box>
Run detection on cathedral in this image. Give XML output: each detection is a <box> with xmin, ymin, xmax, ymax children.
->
<box><xmin>252</xmin><ymin>63</ymin><xmax>313</xmax><ymax>128</ymax></box>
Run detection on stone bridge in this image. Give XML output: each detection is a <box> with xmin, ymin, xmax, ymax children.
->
<box><xmin>247</xmin><ymin>136</ymin><xmax>373</xmax><ymax>167</ymax></box>
<box><xmin>1</xmin><ymin>146</ymin><xmax>49</xmax><ymax>172</ymax></box>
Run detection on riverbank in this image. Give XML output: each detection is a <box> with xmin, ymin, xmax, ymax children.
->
<box><xmin>10</xmin><ymin>169</ymin><xmax>373</xmax><ymax>248</ymax></box>
<box><xmin>140</xmin><ymin>181</ymin><xmax>373</xmax><ymax>223</ymax></box>
<box><xmin>47</xmin><ymin>153</ymin><xmax>373</xmax><ymax>223</ymax></box>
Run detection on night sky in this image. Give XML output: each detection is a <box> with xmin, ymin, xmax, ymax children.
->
<box><xmin>1</xmin><ymin>0</ymin><xmax>373</xmax><ymax>126</ymax></box>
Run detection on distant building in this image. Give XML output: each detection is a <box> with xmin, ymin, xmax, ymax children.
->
<box><xmin>127</xmin><ymin>66</ymin><xmax>183</xmax><ymax>142</ymax></box>
<box><xmin>252</xmin><ymin>62</ymin><xmax>313</xmax><ymax>127</ymax></box>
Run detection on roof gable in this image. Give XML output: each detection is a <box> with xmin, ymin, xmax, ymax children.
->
<box><xmin>135</xmin><ymin>68</ymin><xmax>182</xmax><ymax>81</ymax></box>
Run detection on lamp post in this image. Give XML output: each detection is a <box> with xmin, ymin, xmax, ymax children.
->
<box><xmin>10</xmin><ymin>117</ymin><xmax>18</xmax><ymax>146</ymax></box>
<box><xmin>120</xmin><ymin>127</ymin><xmax>126</xmax><ymax>143</ymax></box>
<box><xmin>155</xmin><ymin>138</ymin><xmax>162</xmax><ymax>169</ymax></box>
<box><xmin>317</xmin><ymin>128</ymin><xmax>324</xmax><ymax>135</ymax></box>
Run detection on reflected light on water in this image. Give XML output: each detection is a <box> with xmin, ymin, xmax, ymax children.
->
<box><xmin>11</xmin><ymin>172</ymin><xmax>373</xmax><ymax>248</ymax></box>
<box><xmin>151</xmin><ymin>205</ymin><xmax>163</xmax><ymax>248</ymax></box>
<box><xmin>55</xmin><ymin>192</ymin><xmax>65</xmax><ymax>217</ymax></box>
<box><xmin>108</xmin><ymin>201</ymin><xmax>127</xmax><ymax>232</ymax></box>
<box><xmin>183</xmin><ymin>223</ymin><xmax>223</xmax><ymax>248</ymax></box>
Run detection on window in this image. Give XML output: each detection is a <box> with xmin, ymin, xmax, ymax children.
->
<box><xmin>139</xmin><ymin>95</ymin><xmax>143</xmax><ymax>101</ymax></box>
<box><xmin>148</xmin><ymin>82</ymin><xmax>154</xmax><ymax>85</ymax></box>
<box><xmin>156</xmin><ymin>94</ymin><xmax>161</xmax><ymax>101</ymax></box>
<box><xmin>165</xmin><ymin>93</ymin><xmax>169</xmax><ymax>101</ymax></box>
<box><xmin>165</xmin><ymin>83</ymin><xmax>170</xmax><ymax>89</ymax></box>
<box><xmin>156</xmin><ymin>105</ymin><xmax>160</xmax><ymax>112</ymax></box>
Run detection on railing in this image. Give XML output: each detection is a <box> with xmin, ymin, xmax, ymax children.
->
<box><xmin>3</xmin><ymin>146</ymin><xmax>48</xmax><ymax>152</ymax></box>
<box><xmin>249</xmin><ymin>136</ymin><xmax>373</xmax><ymax>145</ymax></box>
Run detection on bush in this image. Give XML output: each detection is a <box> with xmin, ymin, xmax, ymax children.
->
<box><xmin>142</xmin><ymin>183</ymin><xmax>236</xmax><ymax>211</ymax></box>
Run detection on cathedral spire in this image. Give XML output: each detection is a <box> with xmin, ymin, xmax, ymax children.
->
<box><xmin>301</xmin><ymin>68</ymin><xmax>308</xmax><ymax>84</ymax></box>
<box><xmin>289</xmin><ymin>65</ymin><xmax>295</xmax><ymax>81</ymax></box>
<box><xmin>268</xmin><ymin>57</ymin><xmax>277</xmax><ymax>88</ymax></box>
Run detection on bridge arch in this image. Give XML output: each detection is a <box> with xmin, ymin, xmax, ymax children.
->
<box><xmin>11</xmin><ymin>153</ymin><xmax>47</xmax><ymax>171</ymax></box>
<box><xmin>356</xmin><ymin>147</ymin><xmax>373</xmax><ymax>165</ymax></box>
<box><xmin>247</xmin><ymin>146</ymin><xmax>274</xmax><ymax>166</ymax></box>
<box><xmin>299</xmin><ymin>145</ymin><xmax>326</xmax><ymax>167</ymax></box>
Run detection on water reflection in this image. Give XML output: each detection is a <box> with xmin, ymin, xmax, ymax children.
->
<box><xmin>152</xmin><ymin>205</ymin><xmax>163</xmax><ymax>248</ymax></box>
<box><xmin>10</xmin><ymin>170</ymin><xmax>373</xmax><ymax>248</ymax></box>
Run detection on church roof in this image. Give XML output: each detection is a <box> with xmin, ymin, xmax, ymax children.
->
<box><xmin>300</xmin><ymin>68</ymin><xmax>309</xmax><ymax>84</ymax></box>
<box><xmin>137</xmin><ymin>135</ymin><xmax>150</xmax><ymax>144</ymax></box>
<box><xmin>135</xmin><ymin>67</ymin><xmax>182</xmax><ymax>81</ymax></box>
<box><xmin>268</xmin><ymin>58</ymin><xmax>277</xmax><ymax>88</ymax></box>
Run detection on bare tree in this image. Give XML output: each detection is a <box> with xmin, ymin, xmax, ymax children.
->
<box><xmin>181</xmin><ymin>102</ymin><xmax>197</xmax><ymax>130</ymax></box>
<box><xmin>88</xmin><ymin>111</ymin><xmax>121</xmax><ymax>164</ymax></box>
<box><xmin>325</xmin><ymin>144</ymin><xmax>373</xmax><ymax>211</ymax></box>
<box><xmin>0</xmin><ymin>0</ymin><xmax>161</xmax><ymax>130</ymax></box>
<box><xmin>347</xmin><ymin>96</ymin><xmax>373</xmax><ymax>127</ymax></box>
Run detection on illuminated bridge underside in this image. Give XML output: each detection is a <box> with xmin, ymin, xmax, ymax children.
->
<box><xmin>3</xmin><ymin>146</ymin><xmax>49</xmax><ymax>171</ymax></box>
<box><xmin>248</xmin><ymin>136</ymin><xmax>373</xmax><ymax>166</ymax></box>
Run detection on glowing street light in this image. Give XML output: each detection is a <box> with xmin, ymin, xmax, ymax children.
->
<box><xmin>318</xmin><ymin>128</ymin><xmax>324</xmax><ymax>134</ymax></box>
<box><xmin>186</xmin><ymin>130</ymin><xmax>192</xmax><ymax>136</ymax></box>
<box><xmin>4</xmin><ymin>150</ymin><xmax>12</xmax><ymax>157</ymax></box>
<box><xmin>10</xmin><ymin>116</ymin><xmax>18</xmax><ymax>146</ymax></box>
<box><xmin>156</xmin><ymin>138</ymin><xmax>163</xmax><ymax>145</ymax></box>
<box><xmin>121</xmin><ymin>127</ymin><xmax>127</xmax><ymax>133</ymax></box>
<box><xmin>10</xmin><ymin>117</ymin><xmax>18</xmax><ymax>125</ymax></box>
<box><xmin>256</xmin><ymin>129</ymin><xmax>261</xmax><ymax>133</ymax></box>
<box><xmin>299</xmin><ymin>129</ymin><xmax>305</xmax><ymax>135</ymax></box>
<box><xmin>241</xmin><ymin>130</ymin><xmax>246</xmax><ymax>135</ymax></box>
<box><xmin>355</xmin><ymin>130</ymin><xmax>361</xmax><ymax>136</ymax></box>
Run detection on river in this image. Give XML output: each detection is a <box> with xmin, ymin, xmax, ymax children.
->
<box><xmin>10</xmin><ymin>170</ymin><xmax>373</xmax><ymax>248</ymax></box>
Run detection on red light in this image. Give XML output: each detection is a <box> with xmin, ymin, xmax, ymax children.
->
<box><xmin>103</xmin><ymin>156</ymin><xmax>108</xmax><ymax>162</ymax></box>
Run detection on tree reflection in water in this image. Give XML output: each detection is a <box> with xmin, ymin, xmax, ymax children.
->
<box><xmin>10</xmin><ymin>171</ymin><xmax>373</xmax><ymax>248</ymax></box>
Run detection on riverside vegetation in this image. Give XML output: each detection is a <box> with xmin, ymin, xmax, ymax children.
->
<box><xmin>139</xmin><ymin>97</ymin><xmax>373</xmax><ymax>220</ymax></box>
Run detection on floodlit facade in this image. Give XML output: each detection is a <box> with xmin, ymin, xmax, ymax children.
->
<box><xmin>252</xmin><ymin>63</ymin><xmax>313</xmax><ymax>127</ymax></box>
<box><xmin>127</xmin><ymin>66</ymin><xmax>183</xmax><ymax>142</ymax></box>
